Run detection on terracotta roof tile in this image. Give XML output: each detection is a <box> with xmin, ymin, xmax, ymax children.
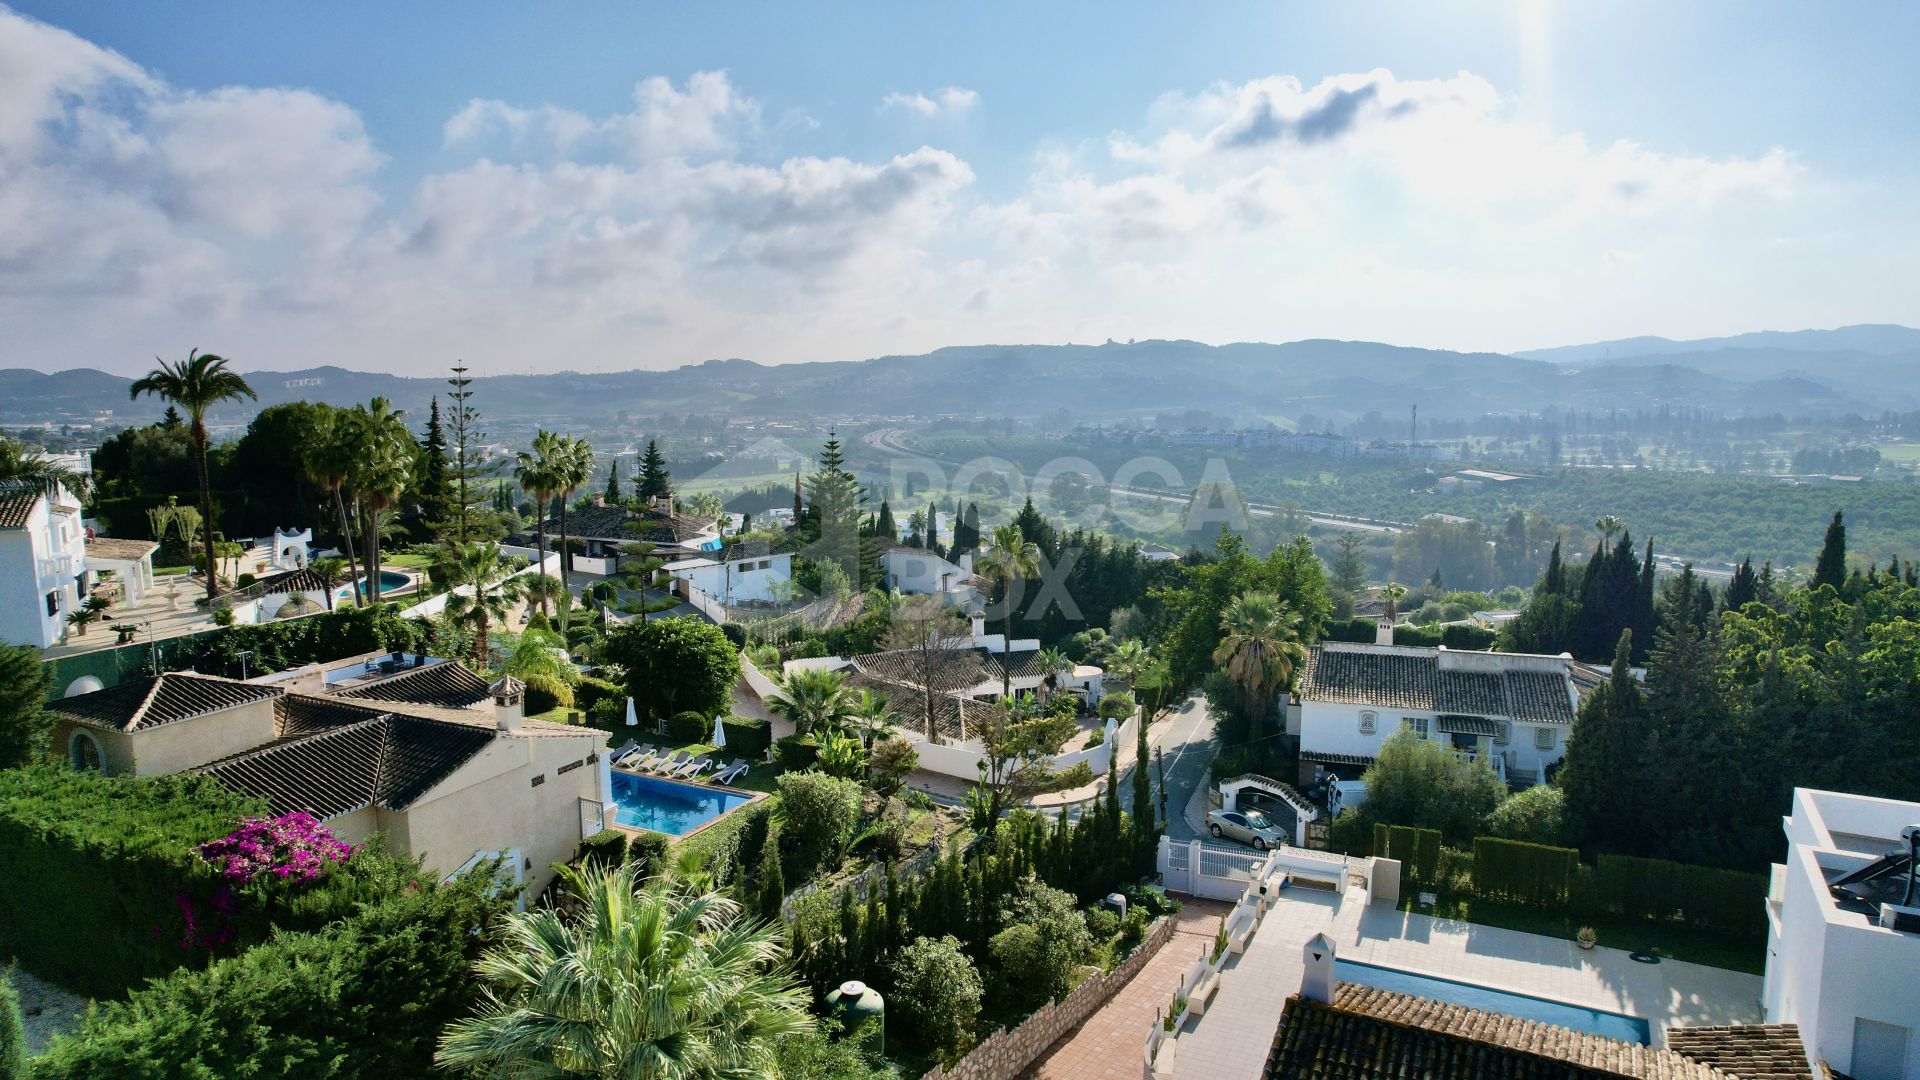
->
<box><xmin>1301</xmin><ymin>644</ymin><xmax>1577</xmax><ymax>725</ymax></box>
<box><xmin>1665</xmin><ymin>1025</ymin><xmax>1814</xmax><ymax>1080</ymax></box>
<box><xmin>336</xmin><ymin>661</ymin><xmax>494</xmax><ymax>710</ymax></box>
<box><xmin>0</xmin><ymin>486</ymin><xmax>41</xmax><ymax>529</ymax></box>
<box><xmin>84</xmin><ymin>536</ymin><xmax>158</xmax><ymax>561</ymax></box>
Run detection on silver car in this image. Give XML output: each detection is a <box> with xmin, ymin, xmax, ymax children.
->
<box><xmin>1206</xmin><ymin>807</ymin><xmax>1287</xmax><ymax>850</ymax></box>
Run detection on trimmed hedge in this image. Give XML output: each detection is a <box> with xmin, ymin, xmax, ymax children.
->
<box><xmin>1371</xmin><ymin>823</ymin><xmax>1440</xmax><ymax>886</ymax></box>
<box><xmin>29</xmin><ymin>873</ymin><xmax>507</xmax><ymax>1079</ymax></box>
<box><xmin>1321</xmin><ymin>618</ymin><xmax>1496</xmax><ymax>651</ymax></box>
<box><xmin>675</xmin><ymin>796</ymin><xmax>777</xmax><ymax>892</ymax></box>
<box><xmin>666</xmin><ymin>709</ymin><xmax>712</xmax><ymax>744</ymax></box>
<box><xmin>577</xmin><ymin>828</ymin><xmax>629</xmax><ymax>871</ymax></box>
<box><xmin>574</xmin><ymin>675</ymin><xmax>624</xmax><ymax>713</ymax></box>
<box><xmin>1471</xmin><ymin>837</ymin><xmax>1577</xmax><ymax>906</ymax></box>
<box><xmin>774</xmin><ymin>733</ymin><xmax>819</xmax><ymax>771</ymax></box>
<box><xmin>721</xmin><ymin>715</ymin><xmax>772</xmax><ymax>759</ymax></box>
<box><xmin>0</xmin><ymin>767</ymin><xmax>430</xmax><ymax>998</ymax></box>
<box><xmin>1593</xmin><ymin>854</ymin><xmax>1767</xmax><ymax>936</ymax></box>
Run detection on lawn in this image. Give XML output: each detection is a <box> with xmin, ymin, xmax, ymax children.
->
<box><xmin>1403</xmin><ymin>889</ymin><xmax>1765</xmax><ymax>975</ymax></box>
<box><xmin>382</xmin><ymin>552</ymin><xmax>438</xmax><ymax>569</ymax></box>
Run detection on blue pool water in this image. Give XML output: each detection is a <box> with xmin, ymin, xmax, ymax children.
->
<box><xmin>1335</xmin><ymin>959</ymin><xmax>1651</xmax><ymax>1045</ymax></box>
<box><xmin>337</xmin><ymin>570</ymin><xmax>412</xmax><ymax>602</ymax></box>
<box><xmin>609</xmin><ymin>771</ymin><xmax>753</xmax><ymax>835</ymax></box>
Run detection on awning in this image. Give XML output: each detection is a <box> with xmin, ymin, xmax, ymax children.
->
<box><xmin>1435</xmin><ymin>714</ymin><xmax>1503</xmax><ymax>737</ymax></box>
<box><xmin>1301</xmin><ymin>750</ymin><xmax>1376</xmax><ymax>767</ymax></box>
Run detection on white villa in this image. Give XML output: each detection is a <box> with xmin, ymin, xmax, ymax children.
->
<box><xmin>1764</xmin><ymin>787</ymin><xmax>1920</xmax><ymax>1080</ymax></box>
<box><xmin>878</xmin><ymin>541</ymin><xmax>981</xmax><ymax>608</ymax></box>
<box><xmin>662</xmin><ymin>549</ymin><xmax>793</xmax><ymax>606</ymax></box>
<box><xmin>1294</xmin><ymin>625</ymin><xmax>1581</xmax><ymax>788</ymax></box>
<box><xmin>49</xmin><ymin>656</ymin><xmax>614</xmax><ymax>901</ymax></box>
<box><xmin>0</xmin><ymin>479</ymin><xmax>90</xmax><ymax>648</ymax></box>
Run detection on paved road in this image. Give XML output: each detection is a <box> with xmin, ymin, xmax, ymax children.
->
<box><xmin>1142</xmin><ymin>692</ymin><xmax>1216</xmax><ymax>844</ymax></box>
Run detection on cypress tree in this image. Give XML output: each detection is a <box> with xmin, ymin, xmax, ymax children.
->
<box><xmin>1634</xmin><ymin>537</ymin><xmax>1657</xmax><ymax>664</ymax></box>
<box><xmin>1574</xmin><ymin>540</ymin><xmax>1610</xmax><ymax>658</ymax></box>
<box><xmin>637</xmin><ymin>439</ymin><xmax>672</xmax><ymax>503</ymax></box>
<box><xmin>875</xmin><ymin>499</ymin><xmax>898</xmax><ymax>540</ymax></box>
<box><xmin>1540</xmin><ymin>540</ymin><xmax>1565</xmax><ymax>596</ymax></box>
<box><xmin>604</xmin><ymin>460</ymin><xmax>620</xmax><ymax>502</ymax></box>
<box><xmin>1561</xmin><ymin>629</ymin><xmax>1643</xmax><ymax>854</ymax></box>
<box><xmin>862</xmin><ymin>887</ymin><xmax>884</xmax><ymax>981</ymax></box>
<box><xmin>1813</xmin><ymin>510</ymin><xmax>1847</xmax><ymax>591</ymax></box>
<box><xmin>926</xmin><ymin>499</ymin><xmax>940</xmax><ymax>548</ymax></box>
<box><xmin>1757</xmin><ymin>559</ymin><xmax>1777</xmax><ymax>606</ymax></box>
<box><xmin>836</xmin><ymin>887</ymin><xmax>860</xmax><ymax>980</ymax></box>
<box><xmin>417</xmin><ymin>396</ymin><xmax>451</xmax><ymax>525</ymax></box>
<box><xmin>756</xmin><ymin>826</ymin><xmax>785</xmax><ymax>923</ymax></box>
<box><xmin>0</xmin><ymin>970</ymin><xmax>23</xmax><ymax>1080</ymax></box>
<box><xmin>1724</xmin><ymin>555</ymin><xmax>1757</xmax><ymax>612</ymax></box>
<box><xmin>1131</xmin><ymin>711</ymin><xmax>1156</xmax><ymax>870</ymax></box>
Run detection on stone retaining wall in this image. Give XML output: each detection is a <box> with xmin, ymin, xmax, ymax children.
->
<box><xmin>922</xmin><ymin>915</ymin><xmax>1177</xmax><ymax>1080</ymax></box>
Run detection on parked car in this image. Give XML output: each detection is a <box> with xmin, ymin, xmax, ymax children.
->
<box><xmin>1206</xmin><ymin>807</ymin><xmax>1287</xmax><ymax>850</ymax></box>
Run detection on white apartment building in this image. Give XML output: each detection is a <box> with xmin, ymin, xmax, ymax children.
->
<box><xmin>0</xmin><ymin>480</ymin><xmax>89</xmax><ymax>648</ymax></box>
<box><xmin>1764</xmin><ymin>788</ymin><xmax>1920</xmax><ymax>1080</ymax></box>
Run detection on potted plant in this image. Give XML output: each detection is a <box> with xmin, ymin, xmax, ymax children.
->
<box><xmin>1212</xmin><ymin>915</ymin><xmax>1230</xmax><ymax>963</ymax></box>
<box><xmin>1576</xmin><ymin>926</ymin><xmax>1597</xmax><ymax>950</ymax></box>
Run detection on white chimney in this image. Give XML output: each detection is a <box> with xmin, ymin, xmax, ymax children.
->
<box><xmin>1375</xmin><ymin>618</ymin><xmax>1394</xmax><ymax>646</ymax></box>
<box><xmin>1302</xmin><ymin>932</ymin><xmax>1336</xmax><ymax>1003</ymax></box>
<box><xmin>491</xmin><ymin>676</ymin><xmax>525</xmax><ymax>734</ymax></box>
<box><xmin>969</xmin><ymin>610</ymin><xmax>987</xmax><ymax>641</ymax></box>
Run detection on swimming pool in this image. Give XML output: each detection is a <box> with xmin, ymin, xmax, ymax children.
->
<box><xmin>1335</xmin><ymin>959</ymin><xmax>1651</xmax><ymax>1045</ymax></box>
<box><xmin>337</xmin><ymin>570</ymin><xmax>412</xmax><ymax>603</ymax></box>
<box><xmin>609</xmin><ymin>771</ymin><xmax>753</xmax><ymax>836</ymax></box>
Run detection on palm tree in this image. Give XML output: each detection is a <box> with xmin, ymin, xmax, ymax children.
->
<box><xmin>553</xmin><ymin>435</ymin><xmax>595</xmax><ymax>632</ymax></box>
<box><xmin>1034</xmin><ymin>646</ymin><xmax>1073</xmax><ymax>704</ymax></box>
<box><xmin>1380</xmin><ymin>581</ymin><xmax>1408</xmax><ymax>622</ymax></box>
<box><xmin>845</xmin><ymin>687</ymin><xmax>894</xmax><ymax>750</ymax></box>
<box><xmin>0</xmin><ymin>437</ymin><xmax>91</xmax><ymax>500</ymax></box>
<box><xmin>1211</xmin><ymin>591</ymin><xmax>1307</xmax><ymax>741</ymax></box>
<box><xmin>436</xmin><ymin>861</ymin><xmax>814</xmax><ymax>1078</ymax></box>
<box><xmin>438</xmin><ymin>541</ymin><xmax>526</xmax><ymax>669</ymax></box>
<box><xmin>301</xmin><ymin>410</ymin><xmax>364</xmax><ymax>608</ymax></box>
<box><xmin>515</xmin><ymin>430</ymin><xmax>565</xmax><ymax>617</ymax></box>
<box><xmin>1105</xmin><ymin>638</ymin><xmax>1149</xmax><ymax>690</ymax></box>
<box><xmin>1594</xmin><ymin>515</ymin><xmax>1625</xmax><ymax>543</ymax></box>
<box><xmin>129</xmin><ymin>350</ymin><xmax>256</xmax><ymax>602</ymax></box>
<box><xmin>309</xmin><ymin>556</ymin><xmax>348</xmax><ymax>612</ymax></box>
<box><xmin>344</xmin><ymin>398</ymin><xmax>412</xmax><ymax>599</ymax></box>
<box><xmin>975</xmin><ymin>523</ymin><xmax>1041</xmax><ymax>697</ymax></box>
<box><xmin>767</xmin><ymin>667</ymin><xmax>851</xmax><ymax>737</ymax></box>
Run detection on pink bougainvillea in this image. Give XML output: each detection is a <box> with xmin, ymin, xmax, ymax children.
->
<box><xmin>197</xmin><ymin>811</ymin><xmax>354</xmax><ymax>886</ymax></box>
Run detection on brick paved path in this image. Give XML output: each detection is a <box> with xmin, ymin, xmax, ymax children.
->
<box><xmin>1021</xmin><ymin>899</ymin><xmax>1233</xmax><ymax>1080</ymax></box>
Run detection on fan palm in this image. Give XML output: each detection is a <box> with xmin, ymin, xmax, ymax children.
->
<box><xmin>438</xmin><ymin>541</ymin><xmax>526</xmax><ymax>668</ymax></box>
<box><xmin>1105</xmin><ymin>638</ymin><xmax>1149</xmax><ymax>689</ymax></box>
<box><xmin>301</xmin><ymin>410</ymin><xmax>365</xmax><ymax>607</ymax></box>
<box><xmin>1212</xmin><ymin>591</ymin><xmax>1307</xmax><ymax>741</ymax></box>
<box><xmin>344</xmin><ymin>398</ymin><xmax>413</xmax><ymax>597</ymax></box>
<box><xmin>309</xmin><ymin>557</ymin><xmax>348</xmax><ymax>612</ymax></box>
<box><xmin>1034</xmin><ymin>646</ymin><xmax>1073</xmax><ymax>703</ymax></box>
<box><xmin>1593</xmin><ymin>515</ymin><xmax>1625</xmax><ymax>543</ymax></box>
<box><xmin>515</xmin><ymin>430</ymin><xmax>565</xmax><ymax>617</ymax></box>
<box><xmin>435</xmin><ymin>860</ymin><xmax>814</xmax><ymax>1078</ymax></box>
<box><xmin>975</xmin><ymin>523</ymin><xmax>1041</xmax><ymax>697</ymax></box>
<box><xmin>844</xmin><ymin>688</ymin><xmax>894</xmax><ymax>750</ymax></box>
<box><xmin>553</xmin><ymin>435</ymin><xmax>595</xmax><ymax>632</ymax></box>
<box><xmin>767</xmin><ymin>666</ymin><xmax>851</xmax><ymax>737</ymax></box>
<box><xmin>129</xmin><ymin>350</ymin><xmax>256</xmax><ymax>602</ymax></box>
<box><xmin>1380</xmin><ymin>581</ymin><xmax>1408</xmax><ymax>622</ymax></box>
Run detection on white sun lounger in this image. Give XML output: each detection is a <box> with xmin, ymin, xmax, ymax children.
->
<box><xmin>672</xmin><ymin>755</ymin><xmax>712</xmax><ymax>779</ymax></box>
<box><xmin>608</xmin><ymin>739</ymin><xmax>640</xmax><ymax>764</ymax></box>
<box><xmin>650</xmin><ymin>751</ymin><xmax>690</xmax><ymax>775</ymax></box>
<box><xmin>712</xmin><ymin>760</ymin><xmax>749</xmax><ymax>785</ymax></box>
<box><xmin>627</xmin><ymin>746</ymin><xmax>668</xmax><ymax>770</ymax></box>
<box><xmin>616</xmin><ymin>744</ymin><xmax>656</xmax><ymax>769</ymax></box>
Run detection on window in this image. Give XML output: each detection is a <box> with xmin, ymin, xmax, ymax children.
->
<box><xmin>1358</xmin><ymin>710</ymin><xmax>1377</xmax><ymax>735</ymax></box>
<box><xmin>69</xmin><ymin>730</ymin><xmax>102</xmax><ymax>771</ymax></box>
<box><xmin>1403</xmin><ymin>717</ymin><xmax>1429</xmax><ymax>739</ymax></box>
<box><xmin>1494</xmin><ymin>720</ymin><xmax>1512</xmax><ymax>746</ymax></box>
<box><xmin>45</xmin><ymin>591</ymin><xmax>59</xmax><ymax>617</ymax></box>
<box><xmin>1534</xmin><ymin>727</ymin><xmax>1557</xmax><ymax>751</ymax></box>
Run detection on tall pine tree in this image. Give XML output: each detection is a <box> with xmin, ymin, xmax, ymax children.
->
<box><xmin>1813</xmin><ymin>510</ymin><xmax>1847</xmax><ymax>591</ymax></box>
<box><xmin>416</xmin><ymin>396</ymin><xmax>451</xmax><ymax>528</ymax></box>
<box><xmin>636</xmin><ymin>439</ymin><xmax>672</xmax><ymax>503</ymax></box>
<box><xmin>1723</xmin><ymin>556</ymin><xmax>1757</xmax><ymax>612</ymax></box>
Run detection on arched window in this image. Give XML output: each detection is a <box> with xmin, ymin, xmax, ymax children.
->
<box><xmin>69</xmin><ymin>729</ymin><xmax>103</xmax><ymax>771</ymax></box>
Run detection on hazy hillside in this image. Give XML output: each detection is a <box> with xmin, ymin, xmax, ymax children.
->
<box><xmin>4</xmin><ymin>328</ymin><xmax>1913</xmax><ymax>426</ymax></box>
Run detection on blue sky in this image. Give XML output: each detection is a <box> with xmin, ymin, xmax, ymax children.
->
<box><xmin>4</xmin><ymin>1</ymin><xmax>1917</xmax><ymax>375</ymax></box>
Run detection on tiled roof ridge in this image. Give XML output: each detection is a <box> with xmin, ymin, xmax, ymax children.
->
<box><xmin>129</xmin><ymin>676</ymin><xmax>168</xmax><ymax>728</ymax></box>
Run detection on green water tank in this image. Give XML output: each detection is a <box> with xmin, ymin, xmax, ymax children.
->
<box><xmin>825</xmin><ymin>979</ymin><xmax>885</xmax><ymax>1047</ymax></box>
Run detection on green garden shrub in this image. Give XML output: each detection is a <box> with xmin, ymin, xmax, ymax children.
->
<box><xmin>1371</xmin><ymin>823</ymin><xmax>1441</xmax><ymax>886</ymax></box>
<box><xmin>720</xmin><ymin>715</ymin><xmax>772</xmax><ymax>759</ymax></box>
<box><xmin>29</xmin><ymin>873</ymin><xmax>507</xmax><ymax>1079</ymax></box>
<box><xmin>666</xmin><ymin>709</ymin><xmax>711</xmax><ymax>744</ymax></box>
<box><xmin>0</xmin><ymin>971</ymin><xmax>22</xmax><ymax>1080</ymax></box>
<box><xmin>774</xmin><ymin>733</ymin><xmax>819</xmax><ymax>771</ymax></box>
<box><xmin>675</xmin><ymin>796</ymin><xmax>776</xmax><ymax>891</ymax></box>
<box><xmin>626</xmin><ymin>831</ymin><xmax>672</xmax><ymax>880</ymax></box>
<box><xmin>776</xmin><ymin>771</ymin><xmax>863</xmax><ymax>882</ymax></box>
<box><xmin>1470</xmin><ymin>837</ymin><xmax>1577</xmax><ymax>906</ymax></box>
<box><xmin>522</xmin><ymin>672</ymin><xmax>573</xmax><ymax>714</ymax></box>
<box><xmin>577</xmin><ymin>828</ymin><xmax>629</xmax><ymax>871</ymax></box>
<box><xmin>573</xmin><ymin>675</ymin><xmax>624</xmax><ymax>713</ymax></box>
<box><xmin>1592</xmin><ymin>853</ymin><xmax>1765</xmax><ymax>935</ymax></box>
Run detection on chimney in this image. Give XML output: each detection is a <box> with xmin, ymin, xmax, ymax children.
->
<box><xmin>1375</xmin><ymin>617</ymin><xmax>1394</xmax><ymax>646</ymax></box>
<box><xmin>1302</xmin><ymin>932</ymin><xmax>1336</xmax><ymax>1003</ymax></box>
<box><xmin>969</xmin><ymin>610</ymin><xmax>987</xmax><ymax>641</ymax></box>
<box><xmin>491</xmin><ymin>676</ymin><xmax>525</xmax><ymax>734</ymax></box>
<box><xmin>592</xmin><ymin>492</ymin><xmax>605</xmax><ymax>507</ymax></box>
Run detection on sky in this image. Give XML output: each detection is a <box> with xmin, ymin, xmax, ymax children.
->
<box><xmin>3</xmin><ymin>1</ymin><xmax>1918</xmax><ymax>376</ymax></box>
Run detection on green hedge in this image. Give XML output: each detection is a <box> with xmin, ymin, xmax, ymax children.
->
<box><xmin>1371</xmin><ymin>823</ymin><xmax>1440</xmax><ymax>885</ymax></box>
<box><xmin>1593</xmin><ymin>854</ymin><xmax>1767</xmax><ymax>936</ymax></box>
<box><xmin>721</xmin><ymin>716</ymin><xmax>772</xmax><ymax>759</ymax></box>
<box><xmin>577</xmin><ymin>828</ymin><xmax>629</xmax><ymax>871</ymax></box>
<box><xmin>1321</xmin><ymin>618</ymin><xmax>1495</xmax><ymax>650</ymax></box>
<box><xmin>185</xmin><ymin>605</ymin><xmax>430</xmax><ymax>681</ymax></box>
<box><xmin>774</xmin><ymin>734</ymin><xmax>819</xmax><ymax>771</ymax></box>
<box><xmin>29</xmin><ymin>873</ymin><xmax>507</xmax><ymax>1079</ymax></box>
<box><xmin>667</xmin><ymin>710</ymin><xmax>711</xmax><ymax>744</ymax></box>
<box><xmin>675</xmin><ymin>795</ymin><xmax>777</xmax><ymax>892</ymax></box>
<box><xmin>574</xmin><ymin>675</ymin><xmax>624</xmax><ymax>713</ymax></box>
<box><xmin>1472</xmin><ymin>837</ymin><xmax>1577</xmax><ymax>906</ymax></box>
<box><xmin>0</xmin><ymin>767</ymin><xmax>429</xmax><ymax>998</ymax></box>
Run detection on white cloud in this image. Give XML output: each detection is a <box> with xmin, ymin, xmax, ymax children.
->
<box><xmin>881</xmin><ymin>86</ymin><xmax>978</xmax><ymax>117</ymax></box>
<box><xmin>0</xmin><ymin>8</ymin><xmax>1903</xmax><ymax>377</ymax></box>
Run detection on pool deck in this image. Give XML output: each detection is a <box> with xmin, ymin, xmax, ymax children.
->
<box><xmin>1172</xmin><ymin>885</ymin><xmax>1764</xmax><ymax>1080</ymax></box>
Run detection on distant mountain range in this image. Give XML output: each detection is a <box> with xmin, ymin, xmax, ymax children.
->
<box><xmin>4</xmin><ymin>325</ymin><xmax>1917</xmax><ymax>427</ymax></box>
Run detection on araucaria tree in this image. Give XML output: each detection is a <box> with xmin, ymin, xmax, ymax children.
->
<box><xmin>436</xmin><ymin>861</ymin><xmax>814</xmax><ymax>1077</ymax></box>
<box><xmin>636</xmin><ymin>438</ymin><xmax>672</xmax><ymax>503</ymax></box>
<box><xmin>129</xmin><ymin>350</ymin><xmax>256</xmax><ymax>601</ymax></box>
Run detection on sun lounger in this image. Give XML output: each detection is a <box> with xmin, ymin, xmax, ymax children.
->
<box><xmin>615</xmin><ymin>744</ymin><xmax>655</xmax><ymax>769</ymax></box>
<box><xmin>672</xmin><ymin>755</ymin><xmax>712</xmax><ymax>779</ymax></box>
<box><xmin>628</xmin><ymin>746</ymin><xmax>667</xmax><ymax>770</ymax></box>
<box><xmin>608</xmin><ymin>739</ymin><xmax>640</xmax><ymax>764</ymax></box>
<box><xmin>650</xmin><ymin>751</ymin><xmax>690</xmax><ymax>775</ymax></box>
<box><xmin>712</xmin><ymin>760</ymin><xmax>749</xmax><ymax>785</ymax></box>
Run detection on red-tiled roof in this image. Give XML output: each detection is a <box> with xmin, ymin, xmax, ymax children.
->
<box><xmin>336</xmin><ymin>661</ymin><xmax>493</xmax><ymax>710</ymax></box>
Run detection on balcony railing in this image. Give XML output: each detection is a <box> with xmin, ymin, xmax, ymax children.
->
<box><xmin>37</xmin><ymin>553</ymin><xmax>78</xmax><ymax>583</ymax></box>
